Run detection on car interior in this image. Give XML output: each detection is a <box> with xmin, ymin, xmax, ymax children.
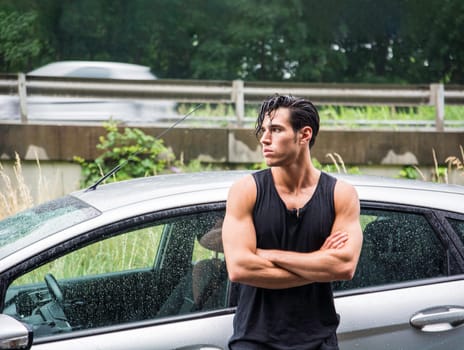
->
<box><xmin>334</xmin><ymin>208</ymin><xmax>448</xmax><ymax>291</ymax></box>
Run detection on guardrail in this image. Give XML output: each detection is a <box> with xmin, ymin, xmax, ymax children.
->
<box><xmin>1</xmin><ymin>73</ymin><xmax>463</xmax><ymax>130</ymax></box>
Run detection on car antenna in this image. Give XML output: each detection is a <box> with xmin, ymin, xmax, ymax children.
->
<box><xmin>84</xmin><ymin>103</ymin><xmax>203</xmax><ymax>192</ymax></box>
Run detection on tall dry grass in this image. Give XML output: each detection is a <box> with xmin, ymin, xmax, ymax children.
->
<box><xmin>0</xmin><ymin>153</ymin><xmax>54</xmax><ymax>220</ymax></box>
<box><xmin>412</xmin><ymin>145</ymin><xmax>464</xmax><ymax>184</ymax></box>
<box><xmin>0</xmin><ymin>153</ymin><xmax>33</xmax><ymax>219</ymax></box>
<box><xmin>444</xmin><ymin>145</ymin><xmax>464</xmax><ymax>182</ymax></box>
<box><xmin>327</xmin><ymin>146</ymin><xmax>464</xmax><ymax>184</ymax></box>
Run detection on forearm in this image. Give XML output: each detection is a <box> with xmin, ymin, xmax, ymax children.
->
<box><xmin>258</xmin><ymin>248</ymin><xmax>355</xmax><ymax>282</ymax></box>
<box><xmin>257</xmin><ymin>229</ymin><xmax>358</xmax><ymax>282</ymax></box>
<box><xmin>227</xmin><ymin>252</ymin><xmax>311</xmax><ymax>289</ymax></box>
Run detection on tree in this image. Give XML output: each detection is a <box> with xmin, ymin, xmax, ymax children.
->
<box><xmin>1</xmin><ymin>0</ymin><xmax>463</xmax><ymax>84</ymax></box>
<box><xmin>0</xmin><ymin>11</ymin><xmax>46</xmax><ymax>72</ymax></box>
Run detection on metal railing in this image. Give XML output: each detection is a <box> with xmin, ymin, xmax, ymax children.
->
<box><xmin>1</xmin><ymin>73</ymin><xmax>463</xmax><ymax>130</ymax></box>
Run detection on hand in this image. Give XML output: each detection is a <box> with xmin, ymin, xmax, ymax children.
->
<box><xmin>256</xmin><ymin>249</ymin><xmax>281</xmax><ymax>265</ymax></box>
<box><xmin>321</xmin><ymin>231</ymin><xmax>348</xmax><ymax>250</ymax></box>
<box><xmin>256</xmin><ymin>248</ymin><xmax>271</xmax><ymax>260</ymax></box>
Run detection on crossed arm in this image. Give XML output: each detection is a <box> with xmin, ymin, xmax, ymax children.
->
<box><xmin>222</xmin><ymin>175</ymin><xmax>363</xmax><ymax>289</ymax></box>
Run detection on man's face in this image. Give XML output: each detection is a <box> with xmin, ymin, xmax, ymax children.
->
<box><xmin>259</xmin><ymin>107</ymin><xmax>301</xmax><ymax>166</ymax></box>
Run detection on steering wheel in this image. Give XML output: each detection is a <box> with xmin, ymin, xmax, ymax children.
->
<box><xmin>44</xmin><ymin>273</ymin><xmax>64</xmax><ymax>305</ymax></box>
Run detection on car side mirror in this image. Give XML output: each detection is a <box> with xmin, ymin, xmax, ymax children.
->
<box><xmin>0</xmin><ymin>314</ymin><xmax>32</xmax><ymax>350</ymax></box>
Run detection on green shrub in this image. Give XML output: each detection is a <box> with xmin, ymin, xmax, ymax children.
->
<box><xmin>74</xmin><ymin>122</ymin><xmax>175</xmax><ymax>188</ymax></box>
<box><xmin>398</xmin><ymin>166</ymin><xmax>421</xmax><ymax>180</ymax></box>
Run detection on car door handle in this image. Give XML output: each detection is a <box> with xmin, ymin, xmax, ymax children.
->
<box><xmin>410</xmin><ymin>305</ymin><xmax>464</xmax><ymax>332</ymax></box>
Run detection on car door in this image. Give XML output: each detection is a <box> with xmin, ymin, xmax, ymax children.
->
<box><xmin>2</xmin><ymin>205</ymin><xmax>234</xmax><ymax>350</ymax></box>
<box><xmin>334</xmin><ymin>203</ymin><xmax>464</xmax><ymax>349</ymax></box>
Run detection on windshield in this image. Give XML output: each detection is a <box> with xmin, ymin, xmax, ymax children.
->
<box><xmin>0</xmin><ymin>196</ymin><xmax>101</xmax><ymax>259</ymax></box>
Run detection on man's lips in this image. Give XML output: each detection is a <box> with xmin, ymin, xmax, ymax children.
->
<box><xmin>263</xmin><ymin>149</ymin><xmax>273</xmax><ymax>156</ymax></box>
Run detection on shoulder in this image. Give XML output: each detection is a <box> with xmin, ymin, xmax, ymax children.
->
<box><xmin>334</xmin><ymin>176</ymin><xmax>355</xmax><ymax>191</ymax></box>
<box><xmin>334</xmin><ymin>178</ymin><xmax>360</xmax><ymax>212</ymax></box>
<box><xmin>230</xmin><ymin>173</ymin><xmax>256</xmax><ymax>191</ymax></box>
<box><xmin>226</xmin><ymin>174</ymin><xmax>257</xmax><ymax>216</ymax></box>
<box><xmin>229</xmin><ymin>168</ymin><xmax>271</xmax><ymax>193</ymax></box>
<box><xmin>227</xmin><ymin>174</ymin><xmax>257</xmax><ymax>201</ymax></box>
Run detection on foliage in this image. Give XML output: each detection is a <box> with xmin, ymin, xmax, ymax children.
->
<box><xmin>398</xmin><ymin>166</ymin><xmax>422</xmax><ymax>180</ymax></box>
<box><xmin>313</xmin><ymin>155</ymin><xmax>361</xmax><ymax>175</ymax></box>
<box><xmin>0</xmin><ymin>153</ymin><xmax>33</xmax><ymax>218</ymax></box>
<box><xmin>249</xmin><ymin>161</ymin><xmax>267</xmax><ymax>171</ymax></box>
<box><xmin>0</xmin><ymin>10</ymin><xmax>51</xmax><ymax>72</ymax></box>
<box><xmin>74</xmin><ymin>122</ymin><xmax>176</xmax><ymax>188</ymax></box>
<box><xmin>14</xmin><ymin>226</ymin><xmax>162</xmax><ymax>285</ymax></box>
<box><xmin>319</xmin><ymin>105</ymin><xmax>430</xmax><ymax>128</ymax></box>
<box><xmin>1</xmin><ymin>0</ymin><xmax>464</xmax><ymax>83</ymax></box>
<box><xmin>172</xmin><ymin>158</ymin><xmax>220</xmax><ymax>173</ymax></box>
<box><xmin>445</xmin><ymin>145</ymin><xmax>464</xmax><ymax>175</ymax></box>
<box><xmin>398</xmin><ymin>146</ymin><xmax>464</xmax><ymax>183</ymax></box>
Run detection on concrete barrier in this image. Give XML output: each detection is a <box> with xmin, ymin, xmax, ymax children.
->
<box><xmin>0</xmin><ymin>123</ymin><xmax>462</xmax><ymax>165</ymax></box>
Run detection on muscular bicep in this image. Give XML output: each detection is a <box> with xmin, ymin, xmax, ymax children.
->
<box><xmin>331</xmin><ymin>181</ymin><xmax>363</xmax><ymax>263</ymax></box>
<box><xmin>222</xmin><ymin>176</ymin><xmax>262</xmax><ymax>280</ymax></box>
<box><xmin>222</xmin><ymin>208</ymin><xmax>257</xmax><ymax>262</ymax></box>
<box><xmin>222</xmin><ymin>176</ymin><xmax>257</xmax><ymax>257</ymax></box>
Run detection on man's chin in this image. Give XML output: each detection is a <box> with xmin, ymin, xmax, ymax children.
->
<box><xmin>264</xmin><ymin>159</ymin><xmax>279</xmax><ymax>167</ymax></box>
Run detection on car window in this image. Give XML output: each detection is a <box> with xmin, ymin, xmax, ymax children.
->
<box><xmin>67</xmin><ymin>67</ymin><xmax>112</xmax><ymax>78</ymax></box>
<box><xmin>448</xmin><ymin>217</ymin><xmax>464</xmax><ymax>241</ymax></box>
<box><xmin>3</xmin><ymin>210</ymin><xmax>227</xmax><ymax>339</ymax></box>
<box><xmin>334</xmin><ymin>208</ymin><xmax>448</xmax><ymax>291</ymax></box>
<box><xmin>11</xmin><ymin>226</ymin><xmax>163</xmax><ymax>287</ymax></box>
<box><xmin>0</xmin><ymin>196</ymin><xmax>100</xmax><ymax>259</ymax></box>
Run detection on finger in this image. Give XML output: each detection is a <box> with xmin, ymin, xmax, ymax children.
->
<box><xmin>323</xmin><ymin>231</ymin><xmax>348</xmax><ymax>249</ymax></box>
<box><xmin>325</xmin><ymin>238</ymin><xmax>347</xmax><ymax>250</ymax></box>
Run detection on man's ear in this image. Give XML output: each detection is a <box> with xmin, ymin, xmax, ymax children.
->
<box><xmin>300</xmin><ymin>126</ymin><xmax>313</xmax><ymax>144</ymax></box>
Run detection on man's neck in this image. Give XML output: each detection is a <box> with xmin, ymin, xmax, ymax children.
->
<box><xmin>271</xmin><ymin>161</ymin><xmax>320</xmax><ymax>193</ymax></box>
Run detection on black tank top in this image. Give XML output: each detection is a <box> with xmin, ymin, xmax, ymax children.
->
<box><xmin>229</xmin><ymin>169</ymin><xmax>339</xmax><ymax>350</ymax></box>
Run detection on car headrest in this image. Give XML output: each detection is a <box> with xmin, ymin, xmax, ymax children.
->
<box><xmin>199</xmin><ymin>219</ymin><xmax>223</xmax><ymax>253</ymax></box>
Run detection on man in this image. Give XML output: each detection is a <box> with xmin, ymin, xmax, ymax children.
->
<box><xmin>222</xmin><ymin>94</ymin><xmax>363</xmax><ymax>350</ymax></box>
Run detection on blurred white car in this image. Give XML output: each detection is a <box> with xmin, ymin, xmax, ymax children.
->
<box><xmin>28</xmin><ymin>61</ymin><xmax>156</xmax><ymax>80</ymax></box>
<box><xmin>0</xmin><ymin>61</ymin><xmax>178</xmax><ymax>124</ymax></box>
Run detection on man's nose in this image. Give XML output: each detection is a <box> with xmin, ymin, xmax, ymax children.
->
<box><xmin>260</xmin><ymin>130</ymin><xmax>271</xmax><ymax>144</ymax></box>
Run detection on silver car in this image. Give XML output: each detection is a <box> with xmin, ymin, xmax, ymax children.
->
<box><xmin>1</xmin><ymin>171</ymin><xmax>464</xmax><ymax>350</ymax></box>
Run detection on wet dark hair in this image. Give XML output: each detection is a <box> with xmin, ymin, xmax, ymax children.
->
<box><xmin>255</xmin><ymin>94</ymin><xmax>320</xmax><ymax>148</ymax></box>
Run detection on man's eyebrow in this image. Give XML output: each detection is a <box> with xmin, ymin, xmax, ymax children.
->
<box><xmin>269</xmin><ymin>120</ymin><xmax>287</xmax><ymax>128</ymax></box>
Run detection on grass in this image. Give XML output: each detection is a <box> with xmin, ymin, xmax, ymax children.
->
<box><xmin>318</xmin><ymin>105</ymin><xmax>464</xmax><ymax>129</ymax></box>
<box><xmin>13</xmin><ymin>220</ymin><xmax>220</xmax><ymax>285</ymax></box>
<box><xmin>13</xmin><ymin>225</ymin><xmax>163</xmax><ymax>285</ymax></box>
<box><xmin>0</xmin><ymin>152</ymin><xmax>60</xmax><ymax>220</ymax></box>
<box><xmin>0</xmin><ymin>153</ymin><xmax>34</xmax><ymax>219</ymax></box>
<box><xmin>178</xmin><ymin>103</ymin><xmax>464</xmax><ymax>129</ymax></box>
<box><xmin>394</xmin><ymin>145</ymin><xmax>464</xmax><ymax>183</ymax></box>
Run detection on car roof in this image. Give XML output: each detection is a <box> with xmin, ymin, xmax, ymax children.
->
<box><xmin>72</xmin><ymin>170</ymin><xmax>464</xmax><ymax>214</ymax></box>
<box><xmin>28</xmin><ymin>61</ymin><xmax>156</xmax><ymax>80</ymax></box>
<box><xmin>72</xmin><ymin>171</ymin><xmax>249</xmax><ymax>212</ymax></box>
